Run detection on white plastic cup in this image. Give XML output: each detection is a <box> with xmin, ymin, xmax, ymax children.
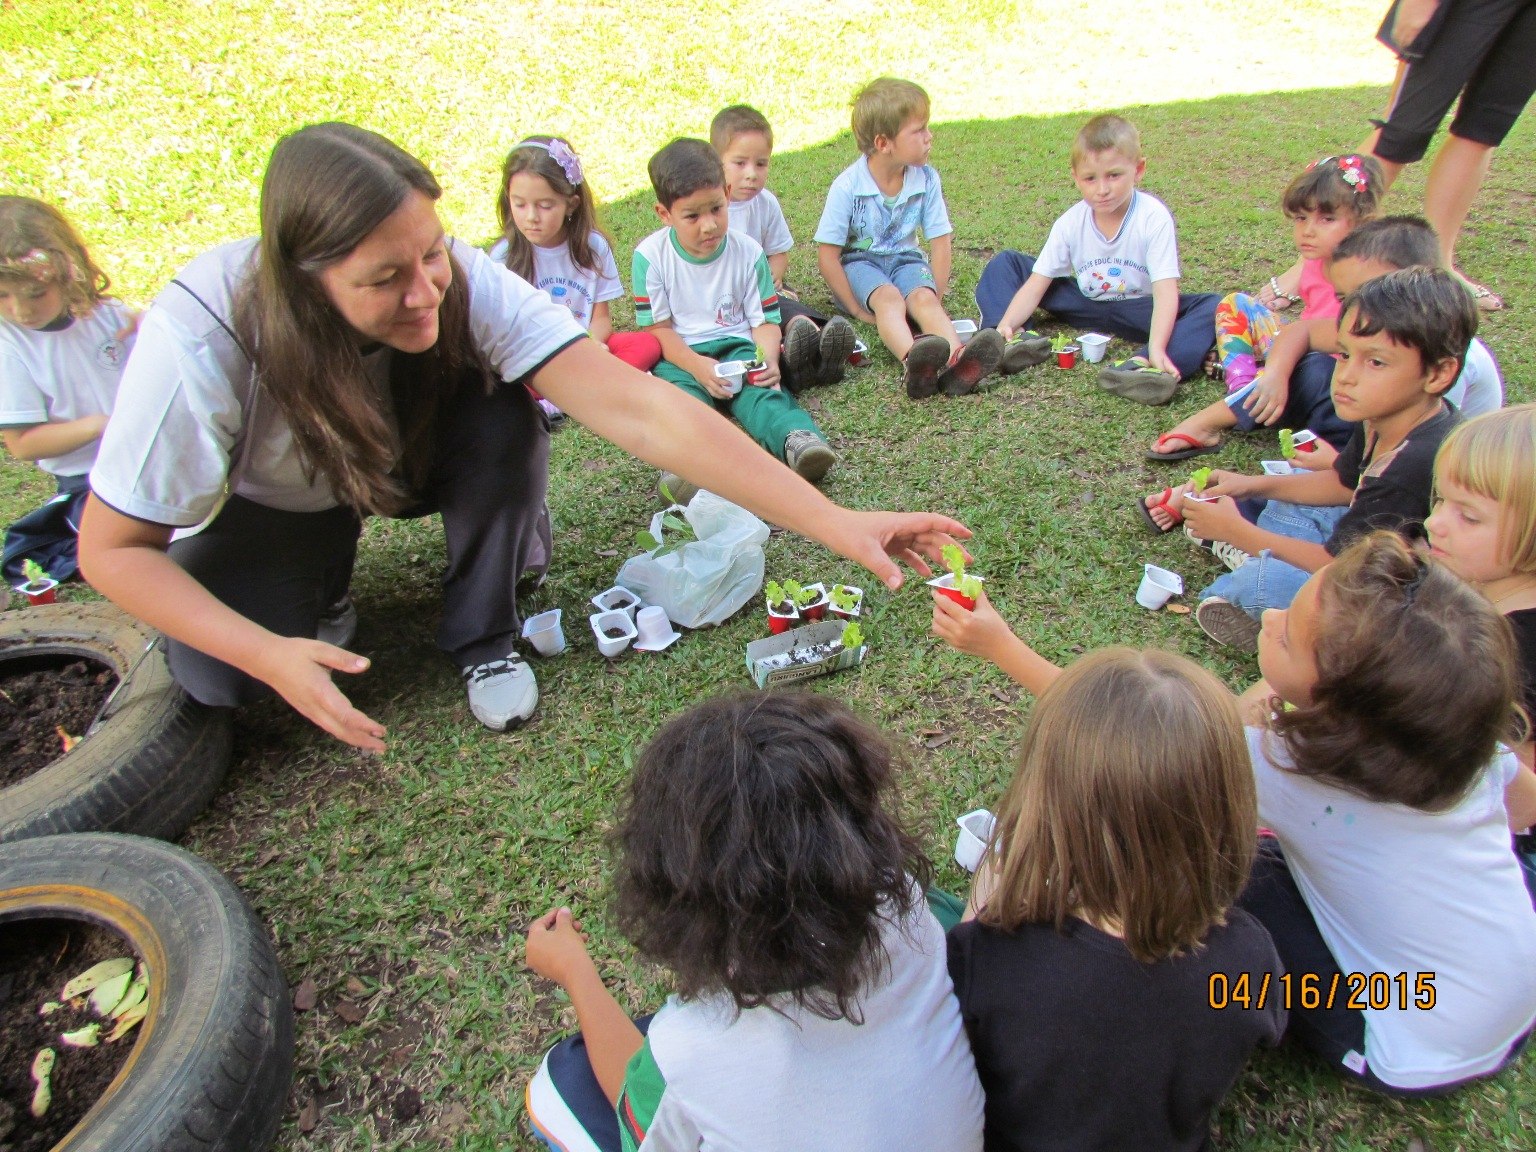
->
<box><xmin>634</xmin><ymin>605</ymin><xmax>676</xmax><ymax>647</ymax></box>
<box><xmin>952</xmin><ymin>318</ymin><xmax>978</xmax><ymax>345</ymax></box>
<box><xmin>521</xmin><ymin>608</ymin><xmax>567</xmax><ymax>656</ymax></box>
<box><xmin>591</xmin><ymin>585</ymin><xmax>641</xmax><ymax>621</ymax></box>
<box><xmin>1260</xmin><ymin>460</ymin><xmax>1296</xmax><ymax>476</ymax></box>
<box><xmin>1135</xmin><ymin>564</ymin><xmax>1184</xmax><ymax>610</ymax></box>
<box><xmin>713</xmin><ymin>360</ymin><xmax>746</xmax><ymax>396</ymax></box>
<box><xmin>1078</xmin><ymin>332</ymin><xmax>1110</xmax><ymax>363</ymax></box>
<box><xmin>954</xmin><ymin>809</ymin><xmax>996</xmax><ymax>872</ymax></box>
<box><xmin>848</xmin><ymin>339</ymin><xmax>869</xmax><ymax>366</ymax></box>
<box><xmin>590</xmin><ymin>609</ymin><xmax>637</xmax><ymax>657</ymax></box>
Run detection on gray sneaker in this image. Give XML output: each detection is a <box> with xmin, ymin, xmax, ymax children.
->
<box><xmin>658</xmin><ymin>472</ymin><xmax>700</xmax><ymax>507</ymax></box>
<box><xmin>1195</xmin><ymin>598</ymin><xmax>1261</xmax><ymax>650</ymax></box>
<box><xmin>903</xmin><ymin>334</ymin><xmax>950</xmax><ymax>399</ymax></box>
<box><xmin>462</xmin><ymin>652</ymin><xmax>538</xmax><ymax>731</ymax></box>
<box><xmin>316</xmin><ymin>596</ymin><xmax>357</xmax><ymax>648</ymax></box>
<box><xmin>783</xmin><ymin>429</ymin><xmax>837</xmax><ymax>484</ymax></box>
<box><xmin>815</xmin><ymin>316</ymin><xmax>856</xmax><ymax>386</ymax></box>
<box><xmin>1000</xmin><ymin>330</ymin><xmax>1052</xmax><ymax>374</ymax></box>
<box><xmin>939</xmin><ymin>328</ymin><xmax>1005</xmax><ymax>396</ymax></box>
<box><xmin>1098</xmin><ymin>357</ymin><xmax>1180</xmax><ymax>405</ymax></box>
<box><xmin>782</xmin><ymin>315</ymin><xmax>820</xmax><ymax>392</ymax></box>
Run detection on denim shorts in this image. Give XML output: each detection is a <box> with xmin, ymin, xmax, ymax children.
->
<box><xmin>842</xmin><ymin>249</ymin><xmax>936</xmax><ymax>309</ymax></box>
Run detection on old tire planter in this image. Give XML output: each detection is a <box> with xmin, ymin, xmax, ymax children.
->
<box><xmin>0</xmin><ymin>601</ymin><xmax>232</xmax><ymax>844</ymax></box>
<box><xmin>0</xmin><ymin>833</ymin><xmax>295</xmax><ymax>1151</ymax></box>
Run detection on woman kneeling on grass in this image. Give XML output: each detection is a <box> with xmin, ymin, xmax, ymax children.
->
<box><xmin>81</xmin><ymin>122</ymin><xmax>967</xmax><ymax>751</ymax></box>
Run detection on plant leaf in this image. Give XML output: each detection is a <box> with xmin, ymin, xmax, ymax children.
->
<box><xmin>60</xmin><ymin>957</ymin><xmax>134</xmax><ymax>1001</ymax></box>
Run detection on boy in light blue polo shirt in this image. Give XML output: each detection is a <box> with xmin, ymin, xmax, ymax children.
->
<box><xmin>814</xmin><ymin>77</ymin><xmax>1003</xmax><ymax>400</ymax></box>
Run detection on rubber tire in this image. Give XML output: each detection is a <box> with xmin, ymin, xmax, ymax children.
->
<box><xmin>0</xmin><ymin>833</ymin><xmax>295</xmax><ymax>1151</ymax></box>
<box><xmin>0</xmin><ymin>602</ymin><xmax>233</xmax><ymax>844</ymax></box>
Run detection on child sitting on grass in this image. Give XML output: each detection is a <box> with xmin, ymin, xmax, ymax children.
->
<box><xmin>975</xmin><ymin>113</ymin><xmax>1217</xmax><ymax>405</ymax></box>
<box><xmin>634</xmin><ymin>138</ymin><xmax>836</xmax><ymax>503</ymax></box>
<box><xmin>1239</xmin><ymin>533</ymin><xmax>1536</xmax><ymax>1094</ymax></box>
<box><xmin>1</xmin><ymin>196</ymin><xmax>135</xmax><ymax>584</ymax></box>
<box><xmin>710</xmin><ymin>105</ymin><xmax>856</xmax><ymax>391</ymax></box>
<box><xmin>1146</xmin><ymin>216</ymin><xmax>1502</xmax><ymax>462</ymax></box>
<box><xmin>1424</xmin><ymin>405</ymin><xmax>1536</xmax><ymax>772</ymax></box>
<box><xmin>1142</xmin><ymin>267</ymin><xmax>1475</xmax><ymax>649</ymax></box>
<box><xmin>947</xmin><ymin>647</ymin><xmax>1285</xmax><ymax>1151</ymax></box>
<box><xmin>814</xmin><ymin>77</ymin><xmax>1003</xmax><ymax>399</ymax></box>
<box><xmin>522</xmin><ymin>692</ymin><xmax>984</xmax><ymax>1152</ymax></box>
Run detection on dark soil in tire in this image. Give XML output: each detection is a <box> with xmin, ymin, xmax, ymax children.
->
<box><xmin>0</xmin><ymin>921</ymin><xmax>140</xmax><ymax>1151</ymax></box>
<box><xmin>0</xmin><ymin>657</ymin><xmax>119</xmax><ymax>788</ymax></box>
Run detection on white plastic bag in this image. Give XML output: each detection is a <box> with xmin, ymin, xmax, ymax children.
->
<box><xmin>616</xmin><ymin>491</ymin><xmax>770</xmax><ymax>628</ymax></box>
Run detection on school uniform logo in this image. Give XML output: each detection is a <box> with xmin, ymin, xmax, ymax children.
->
<box><xmin>714</xmin><ymin>296</ymin><xmax>743</xmax><ymax>328</ymax></box>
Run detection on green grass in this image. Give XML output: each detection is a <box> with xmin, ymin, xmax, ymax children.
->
<box><xmin>5</xmin><ymin>1</ymin><xmax>1536</xmax><ymax>1147</ymax></box>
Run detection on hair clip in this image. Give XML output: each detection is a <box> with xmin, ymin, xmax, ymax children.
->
<box><xmin>1307</xmin><ymin>154</ymin><xmax>1368</xmax><ymax>192</ymax></box>
<box><xmin>0</xmin><ymin>248</ymin><xmax>61</xmax><ymax>282</ymax></box>
<box><xmin>517</xmin><ymin>138</ymin><xmax>584</xmax><ymax>187</ymax></box>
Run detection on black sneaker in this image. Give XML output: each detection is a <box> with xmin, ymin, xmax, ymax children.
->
<box><xmin>815</xmin><ymin>316</ymin><xmax>856</xmax><ymax>387</ymax></box>
<box><xmin>782</xmin><ymin>315</ymin><xmax>820</xmax><ymax>393</ymax></box>
<box><xmin>903</xmin><ymin>334</ymin><xmax>950</xmax><ymax>399</ymax></box>
<box><xmin>939</xmin><ymin>328</ymin><xmax>1005</xmax><ymax>396</ymax></box>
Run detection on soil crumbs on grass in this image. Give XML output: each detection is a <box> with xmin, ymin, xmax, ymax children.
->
<box><xmin>0</xmin><ymin>921</ymin><xmax>140</xmax><ymax>1151</ymax></box>
<box><xmin>0</xmin><ymin>659</ymin><xmax>117</xmax><ymax>787</ymax></box>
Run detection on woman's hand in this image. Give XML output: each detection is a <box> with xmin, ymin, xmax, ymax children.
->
<box><xmin>821</xmin><ymin>509</ymin><xmax>971</xmax><ymax>591</ymax></box>
<box><xmin>525</xmin><ymin>907</ymin><xmax>596</xmax><ymax>987</ymax></box>
<box><xmin>931</xmin><ymin>585</ymin><xmax>1014</xmax><ymax>664</ymax></box>
<box><xmin>252</xmin><ymin>637</ymin><xmax>387</xmax><ymax>752</ymax></box>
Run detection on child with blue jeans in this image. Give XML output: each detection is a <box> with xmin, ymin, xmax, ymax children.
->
<box><xmin>634</xmin><ymin>138</ymin><xmax>836</xmax><ymax>491</ymax></box>
<box><xmin>1172</xmin><ymin>268</ymin><xmax>1474</xmax><ymax>648</ymax></box>
<box><xmin>976</xmin><ymin>114</ymin><xmax>1217</xmax><ymax>405</ymax></box>
<box><xmin>814</xmin><ymin>77</ymin><xmax>1003</xmax><ymax>399</ymax></box>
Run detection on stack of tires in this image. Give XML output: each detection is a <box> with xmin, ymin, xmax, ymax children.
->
<box><xmin>1</xmin><ymin>603</ymin><xmax>294</xmax><ymax>1151</ymax></box>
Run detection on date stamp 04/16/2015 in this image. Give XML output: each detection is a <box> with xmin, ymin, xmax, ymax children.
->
<box><xmin>1209</xmin><ymin>971</ymin><xmax>1437</xmax><ymax>1012</ymax></box>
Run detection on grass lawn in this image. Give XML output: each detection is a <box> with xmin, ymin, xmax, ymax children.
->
<box><xmin>4</xmin><ymin>1</ymin><xmax>1536</xmax><ymax>1147</ymax></box>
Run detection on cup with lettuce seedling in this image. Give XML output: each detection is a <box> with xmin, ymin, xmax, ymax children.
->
<box><xmin>928</xmin><ymin>544</ymin><xmax>984</xmax><ymax>610</ymax></box>
<box><xmin>765</xmin><ymin>579</ymin><xmax>801</xmax><ymax>634</ymax></box>
<box><xmin>16</xmin><ymin>559</ymin><xmax>58</xmax><ymax>605</ymax></box>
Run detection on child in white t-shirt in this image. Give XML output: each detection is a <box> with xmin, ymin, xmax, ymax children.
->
<box><xmin>710</xmin><ymin>105</ymin><xmax>855</xmax><ymax>391</ymax></box>
<box><xmin>0</xmin><ymin>196</ymin><xmax>134</xmax><ymax>584</ymax></box>
<box><xmin>976</xmin><ymin>114</ymin><xmax>1218</xmax><ymax>404</ymax></box>
<box><xmin>522</xmin><ymin>692</ymin><xmax>983</xmax><ymax>1152</ymax></box>
<box><xmin>1239</xmin><ymin>531</ymin><xmax>1536</xmax><ymax>1094</ymax></box>
<box><xmin>490</xmin><ymin>135</ymin><xmax>661</xmax><ymax>418</ymax></box>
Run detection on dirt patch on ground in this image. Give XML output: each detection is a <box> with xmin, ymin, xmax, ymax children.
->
<box><xmin>0</xmin><ymin>657</ymin><xmax>117</xmax><ymax>788</ymax></box>
<box><xmin>0</xmin><ymin>920</ymin><xmax>140</xmax><ymax>1151</ymax></box>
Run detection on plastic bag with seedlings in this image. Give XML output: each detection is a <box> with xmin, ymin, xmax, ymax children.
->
<box><xmin>617</xmin><ymin>491</ymin><xmax>770</xmax><ymax>629</ymax></box>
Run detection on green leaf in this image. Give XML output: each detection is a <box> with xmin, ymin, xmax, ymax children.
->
<box><xmin>1279</xmin><ymin>428</ymin><xmax>1296</xmax><ymax>459</ymax></box>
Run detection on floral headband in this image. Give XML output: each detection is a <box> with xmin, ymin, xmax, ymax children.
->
<box><xmin>0</xmin><ymin>248</ymin><xmax>73</xmax><ymax>282</ymax></box>
<box><xmin>517</xmin><ymin>138</ymin><xmax>583</xmax><ymax>187</ymax></box>
<box><xmin>1307</xmin><ymin>154</ymin><xmax>1370</xmax><ymax>192</ymax></box>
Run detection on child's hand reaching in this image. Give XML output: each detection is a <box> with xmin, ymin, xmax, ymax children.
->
<box><xmin>525</xmin><ymin>907</ymin><xmax>597</xmax><ymax>988</ymax></box>
<box><xmin>1242</xmin><ymin>371</ymin><xmax>1291</xmax><ymax>426</ymax></box>
<box><xmin>931</xmin><ymin>585</ymin><xmax>1015</xmax><ymax>665</ymax></box>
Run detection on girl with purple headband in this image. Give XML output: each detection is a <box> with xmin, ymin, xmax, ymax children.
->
<box><xmin>491</xmin><ymin>136</ymin><xmax>661</xmax><ymax>419</ymax></box>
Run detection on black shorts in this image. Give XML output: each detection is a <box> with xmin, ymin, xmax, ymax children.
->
<box><xmin>1374</xmin><ymin>0</ymin><xmax>1536</xmax><ymax>162</ymax></box>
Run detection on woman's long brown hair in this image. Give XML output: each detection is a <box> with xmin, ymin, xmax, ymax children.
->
<box><xmin>234</xmin><ymin>122</ymin><xmax>489</xmax><ymax>515</ymax></box>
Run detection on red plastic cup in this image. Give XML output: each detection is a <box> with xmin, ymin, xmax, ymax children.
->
<box><xmin>927</xmin><ymin>573</ymin><xmax>984</xmax><ymax>611</ymax></box>
<box><xmin>18</xmin><ymin>580</ymin><xmax>58</xmax><ymax>606</ymax></box>
<box><xmin>1293</xmin><ymin>430</ymin><xmax>1319</xmax><ymax>453</ymax></box>
<box><xmin>767</xmin><ymin>607</ymin><xmax>797</xmax><ymax>635</ymax></box>
<box><xmin>1055</xmin><ymin>347</ymin><xmax>1078</xmax><ymax>369</ymax></box>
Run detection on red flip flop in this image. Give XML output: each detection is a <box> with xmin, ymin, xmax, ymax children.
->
<box><xmin>1136</xmin><ymin>487</ymin><xmax>1184</xmax><ymax>534</ymax></box>
<box><xmin>1146</xmin><ymin>431</ymin><xmax>1221</xmax><ymax>462</ymax></box>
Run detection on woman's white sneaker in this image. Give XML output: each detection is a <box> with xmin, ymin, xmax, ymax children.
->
<box><xmin>461</xmin><ymin>652</ymin><xmax>538</xmax><ymax>731</ymax></box>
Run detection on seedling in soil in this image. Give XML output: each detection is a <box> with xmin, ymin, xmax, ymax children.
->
<box><xmin>22</xmin><ymin>559</ymin><xmax>50</xmax><ymax>585</ymax></box>
<box><xmin>942</xmin><ymin>545</ymin><xmax>982</xmax><ymax>601</ymax></box>
<box><xmin>60</xmin><ymin>957</ymin><xmax>133</xmax><ymax>1001</ymax></box>
<box><xmin>840</xmin><ymin>622</ymin><xmax>864</xmax><ymax>650</ymax></box>
<box><xmin>765</xmin><ymin>579</ymin><xmax>801</xmax><ymax>616</ymax></box>
<box><xmin>829</xmin><ymin>584</ymin><xmax>863</xmax><ymax>617</ymax></box>
<box><xmin>31</xmin><ymin>1048</ymin><xmax>55</xmax><ymax>1117</ymax></box>
<box><xmin>61</xmin><ymin>1023</ymin><xmax>101</xmax><ymax>1048</ymax></box>
<box><xmin>792</xmin><ymin>581</ymin><xmax>828</xmax><ymax>620</ymax></box>
<box><xmin>1049</xmin><ymin>332</ymin><xmax>1076</xmax><ymax>353</ymax></box>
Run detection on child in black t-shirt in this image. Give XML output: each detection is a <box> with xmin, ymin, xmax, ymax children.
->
<box><xmin>943</xmin><ymin>646</ymin><xmax>1284</xmax><ymax>1152</ymax></box>
<box><xmin>1142</xmin><ymin>267</ymin><xmax>1477</xmax><ymax>650</ymax></box>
